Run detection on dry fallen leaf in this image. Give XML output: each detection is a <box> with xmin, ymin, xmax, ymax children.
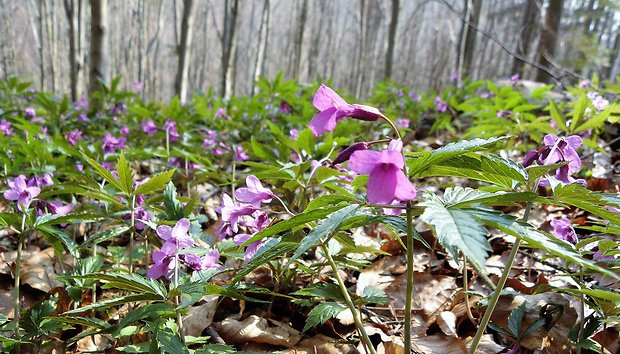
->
<box><xmin>386</xmin><ymin>272</ymin><xmax>457</xmax><ymax>317</ymax></box>
<box><xmin>463</xmin><ymin>334</ymin><xmax>505</xmax><ymax>353</ymax></box>
<box><xmin>75</xmin><ymin>334</ymin><xmax>112</xmax><ymax>352</ymax></box>
<box><xmin>215</xmin><ymin>315</ymin><xmax>302</xmax><ymax>348</ymax></box>
<box><xmin>412</xmin><ymin>334</ymin><xmax>467</xmax><ymax>354</ymax></box>
<box><xmin>281</xmin><ymin>334</ymin><xmax>357</xmax><ymax>354</ymax></box>
<box><xmin>182</xmin><ymin>295</ymin><xmax>218</xmax><ymax>337</ymax></box>
<box><xmin>437</xmin><ymin>311</ymin><xmax>458</xmax><ymax>337</ymax></box>
<box><xmin>0</xmin><ymin>247</ymin><xmax>65</xmax><ymax>293</ymax></box>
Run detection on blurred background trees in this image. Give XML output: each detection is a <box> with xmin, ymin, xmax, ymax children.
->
<box><xmin>0</xmin><ymin>0</ymin><xmax>619</xmax><ymax>101</ymax></box>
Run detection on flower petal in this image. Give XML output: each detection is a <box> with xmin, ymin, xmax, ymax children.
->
<box><xmin>172</xmin><ymin>218</ymin><xmax>190</xmax><ymax>239</ymax></box>
<box><xmin>393</xmin><ymin>170</ymin><xmax>417</xmax><ymax>201</ymax></box>
<box><xmin>349</xmin><ymin>150</ymin><xmax>381</xmax><ymax>175</ymax></box>
<box><xmin>156</xmin><ymin>225</ymin><xmax>173</xmax><ymax>241</ymax></box>
<box><xmin>349</xmin><ymin>104</ymin><xmax>384</xmax><ymax>121</ymax></box>
<box><xmin>309</xmin><ymin>107</ymin><xmax>338</xmax><ymax>136</ymax></box>
<box><xmin>367</xmin><ymin>166</ymin><xmax>398</xmax><ymax>204</ymax></box>
<box><xmin>3</xmin><ymin>190</ymin><xmax>19</xmax><ymax>201</ymax></box>
<box><xmin>313</xmin><ymin>85</ymin><xmax>348</xmax><ymax>111</ymax></box>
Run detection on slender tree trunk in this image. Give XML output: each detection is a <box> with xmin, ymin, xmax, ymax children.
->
<box><xmin>384</xmin><ymin>0</ymin><xmax>399</xmax><ymax>80</ymax></box>
<box><xmin>137</xmin><ymin>0</ymin><xmax>146</xmax><ymax>98</ymax></box>
<box><xmin>175</xmin><ymin>0</ymin><xmax>195</xmax><ymax>102</ymax></box>
<box><xmin>457</xmin><ymin>0</ymin><xmax>482</xmax><ymax>80</ymax></box>
<box><xmin>511</xmin><ymin>0</ymin><xmax>540</xmax><ymax>76</ymax></box>
<box><xmin>89</xmin><ymin>0</ymin><xmax>110</xmax><ymax>99</ymax></box>
<box><xmin>198</xmin><ymin>3</ymin><xmax>209</xmax><ymax>93</ymax></box>
<box><xmin>252</xmin><ymin>0</ymin><xmax>270</xmax><ymax>95</ymax></box>
<box><xmin>355</xmin><ymin>0</ymin><xmax>368</xmax><ymax>98</ymax></box>
<box><xmin>64</xmin><ymin>0</ymin><xmax>82</xmax><ymax>100</ymax></box>
<box><xmin>535</xmin><ymin>0</ymin><xmax>564</xmax><ymax>83</ymax></box>
<box><xmin>609</xmin><ymin>32</ymin><xmax>620</xmax><ymax>79</ymax></box>
<box><xmin>292</xmin><ymin>0</ymin><xmax>308</xmax><ymax>79</ymax></box>
<box><xmin>221</xmin><ymin>0</ymin><xmax>239</xmax><ymax>98</ymax></box>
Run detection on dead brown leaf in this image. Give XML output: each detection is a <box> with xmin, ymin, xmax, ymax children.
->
<box><xmin>412</xmin><ymin>334</ymin><xmax>467</xmax><ymax>353</ymax></box>
<box><xmin>183</xmin><ymin>295</ymin><xmax>219</xmax><ymax>337</ymax></box>
<box><xmin>281</xmin><ymin>334</ymin><xmax>358</xmax><ymax>354</ymax></box>
<box><xmin>215</xmin><ymin>315</ymin><xmax>302</xmax><ymax>348</ymax></box>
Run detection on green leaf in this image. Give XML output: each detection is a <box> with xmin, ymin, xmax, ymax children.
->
<box><xmin>50</xmin><ymin>316</ymin><xmax>110</xmax><ymax>329</ymax></box>
<box><xmin>443</xmin><ymin>187</ymin><xmax>547</xmax><ymax>208</ymax></box>
<box><xmin>569</xmin><ymin>94</ymin><xmax>589</xmax><ymax>131</ymax></box>
<box><xmin>522</xmin><ymin>318</ymin><xmax>546</xmax><ymax>338</ymax></box>
<box><xmin>157</xmin><ymin>330</ymin><xmax>189</xmax><ymax>354</ymax></box>
<box><xmin>468</xmin><ymin>209</ymin><xmax>620</xmax><ymax>280</ymax></box>
<box><xmin>35</xmin><ymin>224</ymin><xmax>79</xmax><ymax>257</ymax></box>
<box><xmin>134</xmin><ymin>169</ymin><xmax>175</xmax><ymax>195</ymax></box>
<box><xmin>547</xmin><ymin>99</ymin><xmax>567</xmax><ymax>131</ymax></box>
<box><xmin>80</xmin><ymin>150</ymin><xmax>124</xmax><ymax>193</ymax></box>
<box><xmin>420</xmin><ymin>193</ymin><xmax>491</xmax><ymax>269</ymax></box>
<box><xmin>305</xmin><ymin>194</ymin><xmax>359</xmax><ymax>211</ymax></box>
<box><xmin>292</xmin><ymin>283</ymin><xmax>344</xmax><ymax>302</ymax></box>
<box><xmin>66</xmin><ymin>273</ymin><xmax>167</xmax><ymax>297</ymax></box>
<box><xmin>116</xmin><ymin>152</ymin><xmax>134</xmax><ymax>196</ymax></box>
<box><xmin>507</xmin><ymin>302</ymin><xmax>526</xmax><ymax>337</ymax></box>
<box><xmin>231</xmin><ymin>239</ymin><xmax>299</xmax><ymax>285</ymax></box>
<box><xmin>288</xmin><ymin>204</ymin><xmax>359</xmax><ymax>265</ymax></box>
<box><xmin>487</xmin><ymin>322</ymin><xmax>513</xmax><ymax>338</ymax></box>
<box><xmin>408</xmin><ymin>136</ymin><xmax>509</xmax><ymax>177</ymax></box>
<box><xmin>302</xmin><ymin>302</ymin><xmax>347</xmax><ymax>332</ymax></box>
<box><xmin>63</xmin><ymin>294</ymin><xmax>164</xmax><ymax>314</ymax></box>
<box><xmin>525</xmin><ymin>162</ymin><xmax>568</xmax><ymax>183</ymax></box>
<box><xmin>360</xmin><ymin>286</ymin><xmax>388</xmax><ymax>305</ymax></box>
<box><xmin>416</xmin><ymin>154</ymin><xmax>527</xmax><ymax>189</ymax></box>
<box><xmin>164</xmin><ymin>182</ymin><xmax>184</xmax><ymax>220</ymax></box>
<box><xmin>81</xmin><ymin>225</ymin><xmax>131</xmax><ymax>248</ymax></box>
<box><xmin>242</xmin><ymin>205</ymin><xmax>344</xmax><ymax>246</ymax></box>
<box><xmin>553</xmin><ymin>184</ymin><xmax>620</xmax><ymax>226</ymax></box>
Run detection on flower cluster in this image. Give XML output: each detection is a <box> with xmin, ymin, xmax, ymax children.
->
<box><xmin>0</xmin><ymin>119</ymin><xmax>13</xmax><ymax>136</ymax></box>
<box><xmin>164</xmin><ymin>119</ymin><xmax>180</xmax><ymax>143</ymax></box>
<box><xmin>434</xmin><ymin>97</ymin><xmax>448</xmax><ymax>113</ymax></box>
<box><xmin>523</xmin><ymin>134</ymin><xmax>585</xmax><ymax>187</ymax></box>
<box><xmin>4</xmin><ymin>175</ymin><xmax>42</xmax><ymax>211</ymax></box>
<box><xmin>65</xmin><ymin>130</ymin><xmax>83</xmax><ymax>147</ymax></box>
<box><xmin>142</xmin><ymin>119</ymin><xmax>158</xmax><ymax>136</ymax></box>
<box><xmin>147</xmin><ymin>218</ymin><xmax>220</xmax><ymax>279</ymax></box>
<box><xmin>102</xmin><ymin>133</ymin><xmax>127</xmax><ymax>154</ymax></box>
<box><xmin>216</xmin><ymin>175</ymin><xmax>274</xmax><ymax>261</ymax></box>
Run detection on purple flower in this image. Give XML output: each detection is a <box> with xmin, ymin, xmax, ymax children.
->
<box><xmin>279</xmin><ymin>101</ymin><xmax>292</xmax><ymax>114</ymax></box>
<box><xmin>120</xmin><ymin>125</ymin><xmax>130</xmax><ymax>136</ymax></box>
<box><xmin>434</xmin><ymin>97</ymin><xmax>448</xmax><ymax>113</ymax></box>
<box><xmin>234</xmin><ymin>145</ymin><xmax>249</xmax><ymax>162</ymax></box>
<box><xmin>73</xmin><ymin>97</ymin><xmax>89</xmax><ymax>111</ymax></box>
<box><xmin>102</xmin><ymin>133</ymin><xmax>127</xmax><ymax>153</ymax></box>
<box><xmin>550</xmin><ymin>217</ymin><xmax>577</xmax><ymax>244</ymax></box>
<box><xmin>289</xmin><ymin>129</ymin><xmax>299</xmax><ymax>140</ymax></box>
<box><xmin>78</xmin><ymin>113</ymin><xmax>90</xmax><ymax>122</ymax></box>
<box><xmin>523</xmin><ymin>134</ymin><xmax>584</xmax><ymax>186</ymax></box>
<box><xmin>65</xmin><ymin>130</ymin><xmax>83</xmax><ymax>146</ymax></box>
<box><xmin>591</xmin><ymin>95</ymin><xmax>609</xmax><ymax>111</ymax></box>
<box><xmin>28</xmin><ymin>173</ymin><xmax>53</xmax><ymax>188</ymax></box>
<box><xmin>164</xmin><ymin>119</ymin><xmax>180</xmax><ymax>142</ymax></box>
<box><xmin>233</xmin><ymin>233</ymin><xmax>263</xmax><ymax>261</ymax></box>
<box><xmin>409</xmin><ymin>92</ymin><xmax>420</xmax><ymax>101</ymax></box>
<box><xmin>349</xmin><ymin>139</ymin><xmax>416</xmax><ymax>204</ymax></box>
<box><xmin>480</xmin><ymin>91</ymin><xmax>493</xmax><ymax>99</ymax></box>
<box><xmin>0</xmin><ymin>119</ymin><xmax>13</xmax><ymax>136</ymax></box>
<box><xmin>133</xmin><ymin>81</ymin><xmax>143</xmax><ymax>93</ymax></box>
<box><xmin>396</xmin><ymin>118</ymin><xmax>410</xmax><ymax>128</ymax></box>
<box><xmin>308</xmin><ymin>84</ymin><xmax>386</xmax><ymax>136</ymax></box>
<box><xmin>510</xmin><ymin>73</ymin><xmax>520</xmax><ymax>83</ymax></box>
<box><xmin>579</xmin><ymin>80</ymin><xmax>590</xmax><ymax>88</ymax></box>
<box><xmin>147</xmin><ymin>250</ymin><xmax>177</xmax><ymax>279</ymax></box>
<box><xmin>218</xmin><ymin>194</ymin><xmax>257</xmax><ymax>233</ymax></box>
<box><xmin>110</xmin><ymin>103</ymin><xmax>127</xmax><ymax>115</ymax></box>
<box><xmin>216</xmin><ymin>108</ymin><xmax>230</xmax><ymax>120</ymax></box>
<box><xmin>4</xmin><ymin>175</ymin><xmax>41</xmax><ymax>211</ymax></box>
<box><xmin>157</xmin><ymin>218</ymin><xmax>194</xmax><ymax>257</ymax></box>
<box><xmin>497</xmin><ymin>110</ymin><xmax>509</xmax><ymax>118</ymax></box>
<box><xmin>24</xmin><ymin>108</ymin><xmax>36</xmax><ymax>118</ymax></box>
<box><xmin>48</xmin><ymin>199</ymin><xmax>74</xmax><ymax>215</ymax></box>
<box><xmin>235</xmin><ymin>175</ymin><xmax>274</xmax><ymax>207</ymax></box>
<box><xmin>397</xmin><ymin>90</ymin><xmax>404</xmax><ymax>99</ymax></box>
<box><xmin>184</xmin><ymin>250</ymin><xmax>221</xmax><ymax>271</ymax></box>
<box><xmin>332</xmin><ymin>142</ymin><xmax>369</xmax><ymax>165</ymax></box>
<box><xmin>214</xmin><ymin>142</ymin><xmax>229</xmax><ymax>156</ymax></box>
<box><xmin>142</xmin><ymin>119</ymin><xmax>158</xmax><ymax>137</ymax></box>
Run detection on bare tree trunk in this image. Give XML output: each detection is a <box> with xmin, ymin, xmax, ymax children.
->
<box><xmin>457</xmin><ymin>0</ymin><xmax>482</xmax><ymax>80</ymax></box>
<box><xmin>198</xmin><ymin>2</ymin><xmax>209</xmax><ymax>93</ymax></box>
<box><xmin>609</xmin><ymin>32</ymin><xmax>620</xmax><ymax>79</ymax></box>
<box><xmin>0</xmin><ymin>0</ymin><xmax>17</xmax><ymax>79</ymax></box>
<box><xmin>64</xmin><ymin>0</ymin><xmax>82</xmax><ymax>100</ymax></box>
<box><xmin>89</xmin><ymin>0</ymin><xmax>109</xmax><ymax>98</ymax></box>
<box><xmin>384</xmin><ymin>0</ymin><xmax>399</xmax><ymax>80</ymax></box>
<box><xmin>50</xmin><ymin>0</ymin><xmax>59</xmax><ymax>92</ymax></box>
<box><xmin>355</xmin><ymin>0</ymin><xmax>368</xmax><ymax>98</ymax></box>
<box><xmin>292</xmin><ymin>0</ymin><xmax>308</xmax><ymax>79</ymax></box>
<box><xmin>511</xmin><ymin>0</ymin><xmax>540</xmax><ymax>76</ymax></box>
<box><xmin>137</xmin><ymin>0</ymin><xmax>146</xmax><ymax>98</ymax></box>
<box><xmin>535</xmin><ymin>0</ymin><xmax>564</xmax><ymax>83</ymax></box>
<box><xmin>221</xmin><ymin>0</ymin><xmax>239</xmax><ymax>99</ymax></box>
<box><xmin>252</xmin><ymin>0</ymin><xmax>270</xmax><ymax>95</ymax></box>
<box><xmin>146</xmin><ymin>0</ymin><xmax>166</xmax><ymax>100</ymax></box>
<box><xmin>174</xmin><ymin>0</ymin><xmax>195</xmax><ymax>102</ymax></box>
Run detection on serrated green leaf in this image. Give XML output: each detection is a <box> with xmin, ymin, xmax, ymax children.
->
<box><xmin>157</xmin><ymin>330</ymin><xmax>189</xmax><ymax>354</ymax></box>
<box><xmin>303</xmin><ymin>302</ymin><xmax>347</xmax><ymax>332</ymax></box>
<box><xmin>81</xmin><ymin>225</ymin><xmax>131</xmax><ymax>247</ymax></box>
<box><xmin>553</xmin><ymin>184</ymin><xmax>620</xmax><ymax>226</ymax></box>
<box><xmin>420</xmin><ymin>193</ymin><xmax>491</xmax><ymax>269</ymax></box>
<box><xmin>35</xmin><ymin>224</ymin><xmax>79</xmax><ymax>257</ymax></box>
<box><xmin>360</xmin><ymin>286</ymin><xmax>388</xmax><ymax>305</ymax></box>
<box><xmin>66</xmin><ymin>273</ymin><xmax>167</xmax><ymax>296</ymax></box>
<box><xmin>305</xmin><ymin>194</ymin><xmax>359</xmax><ymax>211</ymax></box>
<box><xmin>487</xmin><ymin>322</ymin><xmax>513</xmax><ymax>338</ymax></box>
<box><xmin>80</xmin><ymin>150</ymin><xmax>124</xmax><ymax>192</ymax></box>
<box><xmin>63</xmin><ymin>294</ymin><xmax>164</xmax><ymax>314</ymax></box>
<box><xmin>408</xmin><ymin>136</ymin><xmax>509</xmax><ymax>177</ymax></box>
<box><xmin>164</xmin><ymin>182</ymin><xmax>184</xmax><ymax>220</ymax></box>
<box><xmin>116</xmin><ymin>152</ymin><xmax>134</xmax><ymax>196</ymax></box>
<box><xmin>507</xmin><ymin>302</ymin><xmax>526</xmax><ymax>337</ymax></box>
<box><xmin>468</xmin><ymin>209</ymin><xmax>620</xmax><ymax>280</ymax></box>
<box><xmin>444</xmin><ymin>187</ymin><xmax>545</xmax><ymax>208</ymax></box>
<box><xmin>292</xmin><ymin>283</ymin><xmax>344</xmax><ymax>302</ymax></box>
<box><xmin>288</xmin><ymin>205</ymin><xmax>359</xmax><ymax>265</ymax></box>
<box><xmin>548</xmin><ymin>99</ymin><xmax>567</xmax><ymax>131</ymax></box>
<box><xmin>525</xmin><ymin>162</ymin><xmax>568</xmax><ymax>183</ymax></box>
<box><xmin>134</xmin><ymin>169</ymin><xmax>175</xmax><ymax>195</ymax></box>
<box><xmin>231</xmin><ymin>239</ymin><xmax>299</xmax><ymax>285</ymax></box>
<box><xmin>522</xmin><ymin>318</ymin><xmax>546</xmax><ymax>338</ymax></box>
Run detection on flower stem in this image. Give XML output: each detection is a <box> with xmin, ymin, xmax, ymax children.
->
<box><xmin>174</xmin><ymin>253</ymin><xmax>185</xmax><ymax>344</ymax></box>
<box><xmin>468</xmin><ymin>201</ymin><xmax>534</xmax><ymax>354</ymax></box>
<box><xmin>128</xmin><ymin>195</ymin><xmax>136</xmax><ymax>274</ymax></box>
<box><xmin>320</xmin><ymin>243</ymin><xmax>376</xmax><ymax>354</ymax></box>
<box><xmin>380</xmin><ymin>116</ymin><xmax>402</xmax><ymax>141</ymax></box>
<box><xmin>404</xmin><ymin>202</ymin><xmax>415</xmax><ymax>353</ymax></box>
<box><xmin>576</xmin><ymin>266</ymin><xmax>585</xmax><ymax>354</ymax></box>
<box><xmin>13</xmin><ymin>214</ymin><xmax>26</xmax><ymax>350</ymax></box>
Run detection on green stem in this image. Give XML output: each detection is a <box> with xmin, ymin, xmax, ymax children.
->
<box><xmin>174</xmin><ymin>253</ymin><xmax>185</xmax><ymax>344</ymax></box>
<box><xmin>379</xmin><ymin>116</ymin><xmax>402</xmax><ymax>141</ymax></box>
<box><xmin>576</xmin><ymin>266</ymin><xmax>585</xmax><ymax>354</ymax></box>
<box><xmin>404</xmin><ymin>202</ymin><xmax>415</xmax><ymax>353</ymax></box>
<box><xmin>468</xmin><ymin>201</ymin><xmax>534</xmax><ymax>354</ymax></box>
<box><xmin>321</xmin><ymin>244</ymin><xmax>376</xmax><ymax>354</ymax></box>
<box><xmin>13</xmin><ymin>214</ymin><xmax>26</xmax><ymax>350</ymax></box>
<box><xmin>128</xmin><ymin>195</ymin><xmax>136</xmax><ymax>274</ymax></box>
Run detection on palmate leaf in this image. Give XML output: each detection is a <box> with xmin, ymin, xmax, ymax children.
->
<box><xmin>408</xmin><ymin>136</ymin><xmax>509</xmax><ymax>177</ymax></box>
<box><xmin>467</xmin><ymin>208</ymin><xmax>620</xmax><ymax>280</ymax></box>
<box><xmin>443</xmin><ymin>186</ymin><xmax>547</xmax><ymax>208</ymax></box>
<box><xmin>420</xmin><ymin>193</ymin><xmax>491</xmax><ymax>269</ymax></box>
<box><xmin>303</xmin><ymin>302</ymin><xmax>347</xmax><ymax>332</ymax></box>
<box><xmin>65</xmin><ymin>273</ymin><xmax>168</xmax><ymax>297</ymax></box>
<box><xmin>63</xmin><ymin>294</ymin><xmax>165</xmax><ymax>314</ymax></box>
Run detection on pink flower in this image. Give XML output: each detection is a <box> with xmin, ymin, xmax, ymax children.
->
<box><xmin>550</xmin><ymin>217</ymin><xmax>577</xmax><ymax>244</ymax></box>
<box><xmin>120</xmin><ymin>125</ymin><xmax>130</xmax><ymax>136</ymax></box>
<box><xmin>235</xmin><ymin>175</ymin><xmax>273</xmax><ymax>207</ymax></box>
<box><xmin>4</xmin><ymin>175</ymin><xmax>41</xmax><ymax>211</ymax></box>
<box><xmin>234</xmin><ymin>145</ymin><xmax>249</xmax><ymax>162</ymax></box>
<box><xmin>0</xmin><ymin>119</ymin><xmax>13</xmax><ymax>136</ymax></box>
<box><xmin>308</xmin><ymin>84</ymin><xmax>386</xmax><ymax>136</ymax></box>
<box><xmin>157</xmin><ymin>218</ymin><xmax>194</xmax><ymax>255</ymax></box>
<box><xmin>349</xmin><ymin>139</ymin><xmax>416</xmax><ymax>204</ymax></box>
<box><xmin>142</xmin><ymin>119</ymin><xmax>158</xmax><ymax>136</ymax></box>
<box><xmin>184</xmin><ymin>250</ymin><xmax>221</xmax><ymax>271</ymax></box>
<box><xmin>434</xmin><ymin>97</ymin><xmax>448</xmax><ymax>112</ymax></box>
<box><xmin>218</xmin><ymin>194</ymin><xmax>257</xmax><ymax>233</ymax></box>
<box><xmin>48</xmin><ymin>199</ymin><xmax>74</xmax><ymax>215</ymax></box>
<box><xmin>65</xmin><ymin>130</ymin><xmax>83</xmax><ymax>146</ymax></box>
<box><xmin>395</xmin><ymin>118</ymin><xmax>410</xmax><ymax>128</ymax></box>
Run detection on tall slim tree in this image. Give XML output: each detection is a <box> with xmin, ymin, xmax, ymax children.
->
<box><xmin>89</xmin><ymin>0</ymin><xmax>110</xmax><ymax>98</ymax></box>
<box><xmin>511</xmin><ymin>0</ymin><xmax>540</xmax><ymax>77</ymax></box>
<box><xmin>384</xmin><ymin>0</ymin><xmax>400</xmax><ymax>79</ymax></box>
<box><xmin>252</xmin><ymin>0</ymin><xmax>270</xmax><ymax>95</ymax></box>
<box><xmin>175</xmin><ymin>0</ymin><xmax>195</xmax><ymax>102</ymax></box>
<box><xmin>291</xmin><ymin>0</ymin><xmax>308</xmax><ymax>79</ymax></box>
<box><xmin>535</xmin><ymin>0</ymin><xmax>564</xmax><ymax>83</ymax></box>
<box><xmin>221</xmin><ymin>0</ymin><xmax>239</xmax><ymax>99</ymax></box>
<box><xmin>64</xmin><ymin>0</ymin><xmax>83</xmax><ymax>100</ymax></box>
<box><xmin>457</xmin><ymin>0</ymin><xmax>482</xmax><ymax>80</ymax></box>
